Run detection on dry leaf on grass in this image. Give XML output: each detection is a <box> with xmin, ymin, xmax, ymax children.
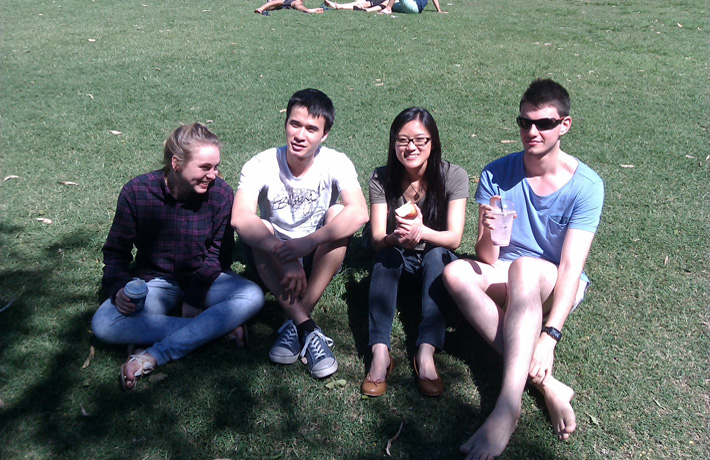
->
<box><xmin>325</xmin><ymin>379</ymin><xmax>347</xmax><ymax>389</ymax></box>
<box><xmin>620</xmin><ymin>164</ymin><xmax>634</xmax><ymax>168</ymax></box>
<box><xmin>80</xmin><ymin>405</ymin><xmax>91</xmax><ymax>417</ymax></box>
<box><xmin>108</xmin><ymin>130</ymin><xmax>122</xmax><ymax>135</ymax></box>
<box><xmin>685</xmin><ymin>155</ymin><xmax>695</xmax><ymax>159</ymax></box>
<box><xmin>149</xmin><ymin>372</ymin><xmax>168</xmax><ymax>383</ymax></box>
<box><xmin>82</xmin><ymin>346</ymin><xmax>95</xmax><ymax>369</ymax></box>
<box><xmin>83</xmin><ymin>378</ymin><xmax>92</xmax><ymax>387</ymax></box>
<box><xmin>664</xmin><ymin>255</ymin><xmax>669</xmax><ymax>265</ymax></box>
<box><xmin>279</xmin><ymin>109</ymin><xmax>287</xmax><ymax>113</ymax></box>
<box><xmin>500</xmin><ymin>140</ymin><xmax>516</xmax><ymax>144</ymax></box>
<box><xmin>385</xmin><ymin>422</ymin><xmax>404</xmax><ymax>456</ymax></box>
<box><xmin>36</xmin><ymin>218</ymin><xmax>53</xmax><ymax>224</ymax></box>
<box><xmin>60</xmin><ymin>181</ymin><xmax>78</xmax><ymax>186</ymax></box>
<box><xmin>88</xmin><ymin>39</ymin><xmax>96</xmax><ymax>42</ymax></box>
<box><xmin>469</xmin><ymin>175</ymin><xmax>480</xmax><ymax>183</ymax></box>
<box><xmin>3</xmin><ymin>175</ymin><xmax>19</xmax><ymax>181</ymax></box>
<box><xmin>588</xmin><ymin>413</ymin><xmax>600</xmax><ymax>426</ymax></box>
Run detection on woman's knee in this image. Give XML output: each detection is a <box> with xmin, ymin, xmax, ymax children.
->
<box><xmin>91</xmin><ymin>300</ymin><xmax>120</xmax><ymax>343</ymax></box>
<box><xmin>373</xmin><ymin>246</ymin><xmax>404</xmax><ymax>268</ymax></box>
<box><xmin>422</xmin><ymin>247</ymin><xmax>455</xmax><ymax>271</ymax></box>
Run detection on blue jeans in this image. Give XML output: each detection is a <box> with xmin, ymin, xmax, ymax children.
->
<box><xmin>368</xmin><ymin>246</ymin><xmax>456</xmax><ymax>350</ymax></box>
<box><xmin>91</xmin><ymin>272</ymin><xmax>264</xmax><ymax>366</ymax></box>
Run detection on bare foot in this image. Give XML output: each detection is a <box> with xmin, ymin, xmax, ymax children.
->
<box><xmin>254</xmin><ymin>8</ymin><xmax>264</xmax><ymax>13</ymax></box>
<box><xmin>536</xmin><ymin>377</ymin><xmax>576</xmax><ymax>440</ymax></box>
<box><xmin>378</xmin><ymin>7</ymin><xmax>392</xmax><ymax>14</ymax></box>
<box><xmin>307</xmin><ymin>7</ymin><xmax>325</xmax><ymax>13</ymax></box>
<box><xmin>323</xmin><ymin>0</ymin><xmax>338</xmax><ymax>8</ymax></box>
<box><xmin>460</xmin><ymin>405</ymin><xmax>519</xmax><ymax>460</ymax></box>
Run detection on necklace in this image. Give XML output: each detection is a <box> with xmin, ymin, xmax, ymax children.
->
<box><xmin>405</xmin><ymin>182</ymin><xmax>425</xmax><ymax>202</ymax></box>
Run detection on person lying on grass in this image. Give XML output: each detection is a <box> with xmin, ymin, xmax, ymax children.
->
<box><xmin>255</xmin><ymin>0</ymin><xmax>324</xmax><ymax>15</ymax></box>
<box><xmin>377</xmin><ymin>0</ymin><xmax>447</xmax><ymax>14</ymax></box>
<box><xmin>92</xmin><ymin>123</ymin><xmax>264</xmax><ymax>391</ymax></box>
<box><xmin>322</xmin><ymin>0</ymin><xmax>387</xmax><ymax>12</ymax></box>
<box><xmin>232</xmin><ymin>89</ymin><xmax>368</xmax><ymax>379</ymax></box>
<box><xmin>360</xmin><ymin>107</ymin><xmax>468</xmax><ymax>398</ymax></box>
<box><xmin>443</xmin><ymin>79</ymin><xmax>604</xmax><ymax>459</ymax></box>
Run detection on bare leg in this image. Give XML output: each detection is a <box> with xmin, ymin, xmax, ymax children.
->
<box><xmin>445</xmin><ymin>257</ymin><xmax>563</xmax><ymax>459</ymax></box>
<box><xmin>378</xmin><ymin>0</ymin><xmax>395</xmax><ymax>14</ymax></box>
<box><xmin>291</xmin><ymin>0</ymin><xmax>325</xmax><ymax>13</ymax></box>
<box><xmin>324</xmin><ymin>0</ymin><xmax>369</xmax><ymax>9</ymax></box>
<box><xmin>255</xmin><ymin>0</ymin><xmax>284</xmax><ymax>13</ymax></box>
<box><xmin>253</xmin><ymin>206</ymin><xmax>348</xmax><ymax>323</ymax></box>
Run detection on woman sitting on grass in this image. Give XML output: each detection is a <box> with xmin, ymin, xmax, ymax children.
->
<box><xmin>92</xmin><ymin>123</ymin><xmax>264</xmax><ymax>391</ymax></box>
<box><xmin>361</xmin><ymin>108</ymin><xmax>468</xmax><ymax>397</ymax></box>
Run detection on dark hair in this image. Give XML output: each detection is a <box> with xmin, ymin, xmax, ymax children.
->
<box><xmin>162</xmin><ymin>123</ymin><xmax>222</xmax><ymax>174</ymax></box>
<box><xmin>519</xmin><ymin>79</ymin><xmax>571</xmax><ymax>117</ymax></box>
<box><xmin>285</xmin><ymin>88</ymin><xmax>335</xmax><ymax>133</ymax></box>
<box><xmin>381</xmin><ymin>107</ymin><xmax>448</xmax><ymax>231</ymax></box>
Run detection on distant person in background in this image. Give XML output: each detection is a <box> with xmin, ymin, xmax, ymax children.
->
<box><xmin>378</xmin><ymin>0</ymin><xmax>447</xmax><ymax>14</ymax></box>
<box><xmin>255</xmin><ymin>0</ymin><xmax>324</xmax><ymax>15</ymax></box>
<box><xmin>92</xmin><ymin>123</ymin><xmax>264</xmax><ymax>391</ymax></box>
<box><xmin>323</xmin><ymin>0</ymin><xmax>387</xmax><ymax>11</ymax></box>
<box><xmin>444</xmin><ymin>79</ymin><xmax>604</xmax><ymax>459</ymax></box>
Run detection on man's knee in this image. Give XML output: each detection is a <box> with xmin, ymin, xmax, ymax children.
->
<box><xmin>442</xmin><ymin>259</ymin><xmax>471</xmax><ymax>291</ymax></box>
<box><xmin>508</xmin><ymin>257</ymin><xmax>557</xmax><ymax>287</ymax></box>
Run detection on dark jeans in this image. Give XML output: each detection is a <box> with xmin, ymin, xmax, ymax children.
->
<box><xmin>368</xmin><ymin>246</ymin><xmax>456</xmax><ymax>350</ymax></box>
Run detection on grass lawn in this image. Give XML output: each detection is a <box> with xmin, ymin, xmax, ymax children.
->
<box><xmin>1</xmin><ymin>0</ymin><xmax>708</xmax><ymax>459</ymax></box>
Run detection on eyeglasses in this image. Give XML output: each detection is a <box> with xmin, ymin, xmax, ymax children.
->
<box><xmin>395</xmin><ymin>136</ymin><xmax>431</xmax><ymax>147</ymax></box>
<box><xmin>516</xmin><ymin>116</ymin><xmax>564</xmax><ymax>131</ymax></box>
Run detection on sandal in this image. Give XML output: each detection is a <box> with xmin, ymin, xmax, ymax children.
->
<box><xmin>119</xmin><ymin>350</ymin><xmax>155</xmax><ymax>391</ymax></box>
<box><xmin>227</xmin><ymin>325</ymin><xmax>249</xmax><ymax>349</ymax></box>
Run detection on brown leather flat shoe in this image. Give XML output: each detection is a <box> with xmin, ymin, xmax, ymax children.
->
<box><xmin>413</xmin><ymin>357</ymin><xmax>444</xmax><ymax>397</ymax></box>
<box><xmin>361</xmin><ymin>352</ymin><xmax>395</xmax><ymax>397</ymax></box>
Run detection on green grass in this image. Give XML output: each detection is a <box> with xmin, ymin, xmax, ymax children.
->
<box><xmin>1</xmin><ymin>0</ymin><xmax>708</xmax><ymax>459</ymax></box>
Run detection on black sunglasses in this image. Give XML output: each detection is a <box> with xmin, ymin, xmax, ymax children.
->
<box><xmin>516</xmin><ymin>116</ymin><xmax>564</xmax><ymax>131</ymax></box>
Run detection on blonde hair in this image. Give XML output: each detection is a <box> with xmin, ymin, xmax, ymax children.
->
<box><xmin>162</xmin><ymin>123</ymin><xmax>222</xmax><ymax>174</ymax></box>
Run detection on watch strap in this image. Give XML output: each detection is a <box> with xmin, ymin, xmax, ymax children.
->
<box><xmin>542</xmin><ymin>326</ymin><xmax>562</xmax><ymax>342</ymax></box>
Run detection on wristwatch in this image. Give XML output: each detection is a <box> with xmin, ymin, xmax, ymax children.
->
<box><xmin>542</xmin><ymin>326</ymin><xmax>562</xmax><ymax>343</ymax></box>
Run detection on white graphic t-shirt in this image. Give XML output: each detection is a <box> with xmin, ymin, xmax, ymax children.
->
<box><xmin>237</xmin><ymin>146</ymin><xmax>361</xmax><ymax>240</ymax></box>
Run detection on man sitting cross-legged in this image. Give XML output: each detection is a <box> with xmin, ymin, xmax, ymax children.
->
<box><xmin>232</xmin><ymin>88</ymin><xmax>368</xmax><ymax>379</ymax></box>
<box><xmin>443</xmin><ymin>79</ymin><xmax>604</xmax><ymax>459</ymax></box>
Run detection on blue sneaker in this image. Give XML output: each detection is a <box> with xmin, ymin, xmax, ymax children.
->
<box><xmin>269</xmin><ymin>320</ymin><xmax>300</xmax><ymax>364</ymax></box>
<box><xmin>300</xmin><ymin>328</ymin><xmax>338</xmax><ymax>379</ymax></box>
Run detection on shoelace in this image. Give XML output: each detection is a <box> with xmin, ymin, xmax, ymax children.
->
<box><xmin>276</xmin><ymin>321</ymin><xmax>297</xmax><ymax>347</ymax></box>
<box><xmin>300</xmin><ymin>330</ymin><xmax>334</xmax><ymax>361</ymax></box>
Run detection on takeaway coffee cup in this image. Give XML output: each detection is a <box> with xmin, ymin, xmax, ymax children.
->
<box><xmin>490</xmin><ymin>199</ymin><xmax>515</xmax><ymax>246</ymax></box>
<box><xmin>124</xmin><ymin>278</ymin><xmax>148</xmax><ymax>313</ymax></box>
